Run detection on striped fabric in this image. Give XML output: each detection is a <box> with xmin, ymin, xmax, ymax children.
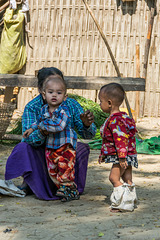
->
<box><xmin>31</xmin><ymin>103</ymin><xmax>77</xmax><ymax>150</ymax></box>
<box><xmin>45</xmin><ymin>143</ymin><xmax>76</xmax><ymax>187</ymax></box>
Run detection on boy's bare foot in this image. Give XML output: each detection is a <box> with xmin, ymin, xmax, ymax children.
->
<box><xmin>110</xmin><ymin>208</ymin><xmax>121</xmax><ymax>213</ymax></box>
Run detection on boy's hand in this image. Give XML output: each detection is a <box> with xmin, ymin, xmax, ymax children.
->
<box><xmin>119</xmin><ymin>158</ymin><xmax>128</xmax><ymax>169</ymax></box>
<box><xmin>98</xmin><ymin>155</ymin><xmax>105</xmax><ymax>164</ymax></box>
<box><xmin>80</xmin><ymin>110</ymin><xmax>94</xmax><ymax>127</ymax></box>
<box><xmin>23</xmin><ymin>128</ymin><xmax>33</xmax><ymax>138</ymax></box>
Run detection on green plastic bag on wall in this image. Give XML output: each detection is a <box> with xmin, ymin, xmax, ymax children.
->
<box><xmin>0</xmin><ymin>7</ymin><xmax>27</xmax><ymax>74</ymax></box>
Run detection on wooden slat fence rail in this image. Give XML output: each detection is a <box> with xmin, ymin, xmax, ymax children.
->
<box><xmin>0</xmin><ymin>73</ymin><xmax>145</xmax><ymax>141</ymax></box>
<box><xmin>0</xmin><ymin>74</ymin><xmax>145</xmax><ymax>91</ymax></box>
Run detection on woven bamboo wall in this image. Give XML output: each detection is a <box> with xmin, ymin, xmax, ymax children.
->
<box><xmin>17</xmin><ymin>0</ymin><xmax>159</xmax><ymax>117</ymax></box>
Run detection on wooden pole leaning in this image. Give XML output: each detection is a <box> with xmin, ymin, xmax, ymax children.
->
<box><xmin>82</xmin><ymin>0</ymin><xmax>133</xmax><ymax>118</ymax></box>
<box><xmin>0</xmin><ymin>1</ymin><xmax>9</xmax><ymax>12</ymax></box>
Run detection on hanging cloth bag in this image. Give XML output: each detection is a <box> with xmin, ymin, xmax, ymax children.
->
<box><xmin>0</xmin><ymin>7</ymin><xmax>27</xmax><ymax>73</ymax></box>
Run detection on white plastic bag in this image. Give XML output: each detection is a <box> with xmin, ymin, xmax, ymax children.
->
<box><xmin>0</xmin><ymin>179</ymin><xmax>26</xmax><ymax>197</ymax></box>
<box><xmin>110</xmin><ymin>183</ymin><xmax>137</xmax><ymax>212</ymax></box>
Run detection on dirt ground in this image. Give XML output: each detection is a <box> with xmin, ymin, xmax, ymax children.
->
<box><xmin>0</xmin><ymin>117</ymin><xmax>160</xmax><ymax>240</ymax></box>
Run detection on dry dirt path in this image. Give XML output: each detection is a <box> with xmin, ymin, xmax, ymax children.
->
<box><xmin>0</xmin><ymin>117</ymin><xmax>160</xmax><ymax>240</ymax></box>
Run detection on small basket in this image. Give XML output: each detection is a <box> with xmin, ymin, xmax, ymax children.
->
<box><xmin>0</xmin><ymin>103</ymin><xmax>16</xmax><ymax>139</ymax></box>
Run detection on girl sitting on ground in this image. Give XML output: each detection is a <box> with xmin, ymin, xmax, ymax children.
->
<box><xmin>98</xmin><ymin>83</ymin><xmax>138</xmax><ymax>212</ymax></box>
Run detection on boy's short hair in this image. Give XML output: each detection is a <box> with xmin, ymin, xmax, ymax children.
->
<box><xmin>100</xmin><ymin>83</ymin><xmax>125</xmax><ymax>106</ymax></box>
<box><xmin>43</xmin><ymin>75</ymin><xmax>67</xmax><ymax>92</ymax></box>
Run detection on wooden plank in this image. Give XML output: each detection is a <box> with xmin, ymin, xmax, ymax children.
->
<box><xmin>0</xmin><ymin>74</ymin><xmax>145</xmax><ymax>91</ymax></box>
<box><xmin>2</xmin><ymin>134</ymin><xmax>22</xmax><ymax>141</ymax></box>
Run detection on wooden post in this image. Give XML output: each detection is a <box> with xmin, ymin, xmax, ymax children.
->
<box><xmin>135</xmin><ymin>44</ymin><xmax>140</xmax><ymax>122</ymax></box>
<box><xmin>82</xmin><ymin>0</ymin><xmax>133</xmax><ymax>118</ymax></box>
<box><xmin>142</xmin><ymin>1</ymin><xmax>156</xmax><ymax>114</ymax></box>
<box><xmin>143</xmin><ymin>3</ymin><xmax>156</xmax><ymax>79</ymax></box>
<box><xmin>3</xmin><ymin>87</ymin><xmax>14</xmax><ymax>103</ymax></box>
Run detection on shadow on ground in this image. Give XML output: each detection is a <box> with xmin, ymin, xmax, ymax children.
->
<box><xmin>1</xmin><ymin>144</ymin><xmax>160</xmax><ymax>239</ymax></box>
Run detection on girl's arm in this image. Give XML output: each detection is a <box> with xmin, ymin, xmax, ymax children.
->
<box><xmin>39</xmin><ymin>110</ymin><xmax>70</xmax><ymax>133</ymax></box>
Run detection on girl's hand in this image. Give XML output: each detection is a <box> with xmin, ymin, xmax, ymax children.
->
<box><xmin>23</xmin><ymin>128</ymin><xmax>33</xmax><ymax>138</ymax></box>
<box><xmin>38</xmin><ymin>125</ymin><xmax>49</xmax><ymax>136</ymax></box>
<box><xmin>98</xmin><ymin>155</ymin><xmax>105</xmax><ymax>164</ymax></box>
<box><xmin>119</xmin><ymin>158</ymin><xmax>128</xmax><ymax>169</ymax></box>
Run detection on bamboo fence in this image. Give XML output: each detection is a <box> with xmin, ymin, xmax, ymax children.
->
<box><xmin>1</xmin><ymin>0</ymin><xmax>160</xmax><ymax>117</ymax></box>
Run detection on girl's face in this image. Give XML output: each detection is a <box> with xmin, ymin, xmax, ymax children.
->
<box><xmin>43</xmin><ymin>79</ymin><xmax>67</xmax><ymax>111</ymax></box>
<box><xmin>99</xmin><ymin>91</ymin><xmax>111</xmax><ymax>113</ymax></box>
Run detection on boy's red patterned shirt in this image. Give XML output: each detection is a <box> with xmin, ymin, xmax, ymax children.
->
<box><xmin>100</xmin><ymin>112</ymin><xmax>137</xmax><ymax>158</ymax></box>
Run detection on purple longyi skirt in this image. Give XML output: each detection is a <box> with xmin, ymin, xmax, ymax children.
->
<box><xmin>5</xmin><ymin>142</ymin><xmax>90</xmax><ymax>200</ymax></box>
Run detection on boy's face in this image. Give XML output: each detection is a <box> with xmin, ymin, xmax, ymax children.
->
<box><xmin>43</xmin><ymin>79</ymin><xmax>67</xmax><ymax>110</ymax></box>
<box><xmin>99</xmin><ymin>90</ymin><xmax>111</xmax><ymax>113</ymax></box>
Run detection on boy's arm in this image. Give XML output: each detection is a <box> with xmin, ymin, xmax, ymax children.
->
<box><xmin>119</xmin><ymin>158</ymin><xmax>128</xmax><ymax>169</ymax></box>
<box><xmin>98</xmin><ymin>155</ymin><xmax>105</xmax><ymax>164</ymax></box>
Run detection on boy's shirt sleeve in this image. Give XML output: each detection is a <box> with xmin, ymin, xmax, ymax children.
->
<box><xmin>22</xmin><ymin>105</ymin><xmax>46</xmax><ymax>146</ymax></box>
<box><xmin>99</xmin><ymin>118</ymin><xmax>109</xmax><ymax>157</ymax></box>
<box><xmin>109</xmin><ymin>117</ymin><xmax>128</xmax><ymax>158</ymax></box>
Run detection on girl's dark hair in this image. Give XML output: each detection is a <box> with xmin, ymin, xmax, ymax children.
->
<box><xmin>43</xmin><ymin>75</ymin><xmax>67</xmax><ymax>92</ymax></box>
<box><xmin>100</xmin><ymin>83</ymin><xmax>125</xmax><ymax>106</ymax></box>
<box><xmin>37</xmin><ymin>67</ymin><xmax>64</xmax><ymax>91</ymax></box>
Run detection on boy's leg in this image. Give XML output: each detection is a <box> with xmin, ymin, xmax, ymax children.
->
<box><xmin>109</xmin><ymin>164</ymin><xmax>126</xmax><ymax>187</ymax></box>
<box><xmin>121</xmin><ymin>166</ymin><xmax>132</xmax><ymax>185</ymax></box>
<box><xmin>109</xmin><ymin>164</ymin><xmax>126</xmax><ymax>212</ymax></box>
<box><xmin>121</xmin><ymin>166</ymin><xmax>138</xmax><ymax>205</ymax></box>
<box><xmin>110</xmin><ymin>165</ymin><xmax>136</xmax><ymax>212</ymax></box>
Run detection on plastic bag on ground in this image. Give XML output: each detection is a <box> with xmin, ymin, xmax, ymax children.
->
<box><xmin>0</xmin><ymin>179</ymin><xmax>25</xmax><ymax>197</ymax></box>
<box><xmin>110</xmin><ymin>183</ymin><xmax>137</xmax><ymax>212</ymax></box>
